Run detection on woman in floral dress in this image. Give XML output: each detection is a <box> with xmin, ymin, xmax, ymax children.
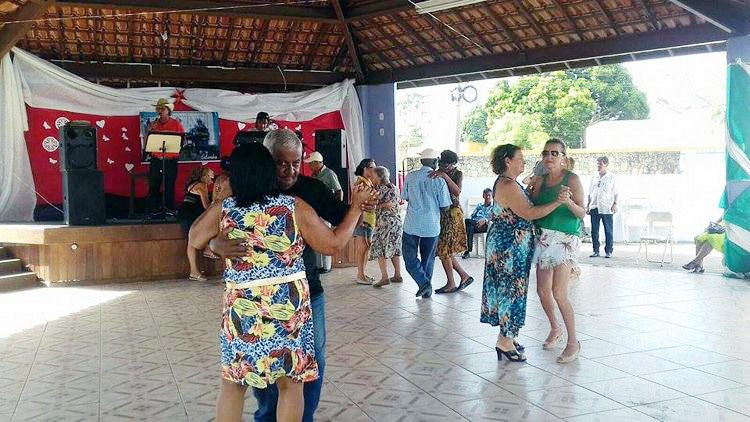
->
<box><xmin>368</xmin><ymin>166</ymin><xmax>403</xmax><ymax>287</ymax></box>
<box><xmin>480</xmin><ymin>144</ymin><xmax>562</xmax><ymax>362</ymax></box>
<box><xmin>189</xmin><ymin>142</ymin><xmax>374</xmax><ymax>421</ymax></box>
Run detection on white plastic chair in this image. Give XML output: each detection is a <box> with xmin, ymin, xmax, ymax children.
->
<box><xmin>637</xmin><ymin>211</ymin><xmax>674</xmax><ymax>266</ymax></box>
<box><xmin>622</xmin><ymin>197</ymin><xmax>649</xmax><ymax>244</ymax></box>
<box><xmin>465</xmin><ymin>197</ymin><xmax>487</xmax><ymax>257</ymax></box>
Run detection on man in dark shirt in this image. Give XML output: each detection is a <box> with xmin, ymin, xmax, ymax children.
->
<box><xmin>209</xmin><ymin>129</ymin><xmax>362</xmax><ymax>422</ymax></box>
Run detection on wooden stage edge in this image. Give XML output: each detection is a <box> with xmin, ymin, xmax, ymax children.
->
<box><xmin>0</xmin><ymin>223</ymin><xmax>357</xmax><ymax>285</ymax></box>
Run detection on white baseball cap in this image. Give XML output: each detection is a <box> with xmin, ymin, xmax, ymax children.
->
<box><xmin>419</xmin><ymin>148</ymin><xmax>440</xmax><ymax>160</ymax></box>
<box><xmin>304</xmin><ymin>151</ymin><xmax>324</xmax><ymax>163</ymax></box>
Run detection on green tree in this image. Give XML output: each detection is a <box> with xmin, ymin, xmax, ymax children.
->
<box><xmin>485</xmin><ymin>112</ymin><xmax>549</xmax><ymax>150</ymax></box>
<box><xmin>396</xmin><ymin>92</ymin><xmax>426</xmax><ymax>158</ymax></box>
<box><xmin>460</xmin><ymin>105</ymin><xmax>489</xmax><ymax>143</ymax></box>
<box><xmin>486</xmin><ymin>64</ymin><xmax>649</xmax><ymax>148</ymax></box>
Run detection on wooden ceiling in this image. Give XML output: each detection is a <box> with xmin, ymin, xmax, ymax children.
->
<box><xmin>1</xmin><ymin>0</ymin><xmax>749</xmax><ymax>91</ymax></box>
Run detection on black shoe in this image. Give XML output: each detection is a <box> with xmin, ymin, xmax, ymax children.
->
<box><xmin>590</xmin><ymin>252</ymin><xmax>600</xmax><ymax>258</ymax></box>
<box><xmin>416</xmin><ymin>283</ymin><xmax>432</xmax><ymax>298</ymax></box>
<box><xmin>461</xmin><ymin>251</ymin><xmax>470</xmax><ymax>259</ymax></box>
<box><xmin>457</xmin><ymin>276</ymin><xmax>475</xmax><ymax>291</ymax></box>
<box><xmin>513</xmin><ymin>340</ymin><xmax>525</xmax><ymax>353</ymax></box>
<box><xmin>317</xmin><ymin>268</ymin><xmax>331</xmax><ymax>274</ymax></box>
<box><xmin>495</xmin><ymin>347</ymin><xmax>526</xmax><ymax>362</ymax></box>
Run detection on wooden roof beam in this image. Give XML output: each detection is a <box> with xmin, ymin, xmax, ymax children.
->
<box><xmin>590</xmin><ymin>0</ymin><xmax>619</xmax><ymax>34</ymax></box>
<box><xmin>366</xmin><ymin>24</ymin><xmax>728</xmax><ymax>84</ymax></box>
<box><xmin>52</xmin><ymin>60</ymin><xmax>352</xmax><ymax>85</ymax></box>
<box><xmin>668</xmin><ymin>0</ymin><xmax>750</xmax><ymax>34</ymax></box>
<box><xmin>0</xmin><ymin>0</ymin><xmax>55</xmax><ymax>58</ymax></box>
<box><xmin>345</xmin><ymin>0</ymin><xmax>412</xmax><ymax>22</ymax></box>
<box><xmin>330</xmin><ymin>0</ymin><xmax>365</xmax><ymax>82</ymax></box>
<box><xmin>393</xmin><ymin>16</ymin><xmax>443</xmax><ymax>62</ymax></box>
<box><xmin>57</xmin><ymin>0</ymin><xmax>341</xmax><ymax>24</ymax></box>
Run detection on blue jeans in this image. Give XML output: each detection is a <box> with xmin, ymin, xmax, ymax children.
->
<box><xmin>590</xmin><ymin>208</ymin><xmax>614</xmax><ymax>254</ymax></box>
<box><xmin>401</xmin><ymin>233</ymin><xmax>439</xmax><ymax>289</ymax></box>
<box><xmin>252</xmin><ymin>293</ymin><xmax>326</xmax><ymax>422</ymax></box>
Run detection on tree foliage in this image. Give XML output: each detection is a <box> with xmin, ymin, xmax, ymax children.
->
<box><xmin>460</xmin><ymin>106</ymin><xmax>489</xmax><ymax>144</ymax></box>
<box><xmin>485</xmin><ymin>112</ymin><xmax>549</xmax><ymax>151</ymax></box>
<box><xmin>396</xmin><ymin>92</ymin><xmax>426</xmax><ymax>158</ymax></box>
<box><xmin>460</xmin><ymin>64</ymin><xmax>649</xmax><ymax>148</ymax></box>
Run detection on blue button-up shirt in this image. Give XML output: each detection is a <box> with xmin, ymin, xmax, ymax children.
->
<box><xmin>402</xmin><ymin>166</ymin><xmax>452</xmax><ymax>238</ymax></box>
<box><xmin>470</xmin><ymin>203</ymin><xmax>493</xmax><ymax>222</ymax></box>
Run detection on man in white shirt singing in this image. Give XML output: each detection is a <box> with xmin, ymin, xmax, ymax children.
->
<box><xmin>586</xmin><ymin>156</ymin><xmax>618</xmax><ymax>258</ymax></box>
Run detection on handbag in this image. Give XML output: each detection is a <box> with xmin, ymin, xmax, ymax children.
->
<box><xmin>707</xmin><ymin>222</ymin><xmax>725</xmax><ymax>234</ymax></box>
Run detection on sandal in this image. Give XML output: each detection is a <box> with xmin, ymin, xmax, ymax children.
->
<box><xmin>435</xmin><ymin>285</ymin><xmax>458</xmax><ymax>294</ymax></box>
<box><xmin>557</xmin><ymin>341</ymin><xmax>581</xmax><ymax>363</ymax></box>
<box><xmin>543</xmin><ymin>328</ymin><xmax>563</xmax><ymax>349</ymax></box>
<box><xmin>389</xmin><ymin>276</ymin><xmax>403</xmax><ymax>283</ymax></box>
<box><xmin>189</xmin><ymin>274</ymin><xmax>207</xmax><ymax>282</ymax></box>
<box><xmin>457</xmin><ymin>276</ymin><xmax>475</xmax><ymax>291</ymax></box>
<box><xmin>513</xmin><ymin>340</ymin><xmax>525</xmax><ymax>353</ymax></box>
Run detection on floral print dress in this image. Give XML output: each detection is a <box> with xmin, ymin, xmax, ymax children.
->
<box><xmin>219</xmin><ymin>194</ymin><xmax>318</xmax><ymax>388</ymax></box>
<box><xmin>369</xmin><ymin>183</ymin><xmax>402</xmax><ymax>260</ymax></box>
<box><xmin>436</xmin><ymin>168</ymin><xmax>467</xmax><ymax>258</ymax></box>
<box><xmin>480</xmin><ymin>180</ymin><xmax>535</xmax><ymax>337</ymax></box>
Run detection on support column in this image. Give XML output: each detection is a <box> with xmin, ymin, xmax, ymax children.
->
<box><xmin>355</xmin><ymin>83</ymin><xmax>397</xmax><ymax>177</ymax></box>
<box><xmin>724</xmin><ymin>35</ymin><xmax>750</xmax><ymax>274</ymax></box>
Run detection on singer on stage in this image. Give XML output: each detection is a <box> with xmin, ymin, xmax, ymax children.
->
<box><xmin>147</xmin><ymin>98</ymin><xmax>185</xmax><ymax>212</ymax></box>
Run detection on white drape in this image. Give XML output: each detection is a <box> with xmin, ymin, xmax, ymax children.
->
<box><xmin>2</xmin><ymin>48</ymin><xmax>365</xmax><ymax>221</ymax></box>
<box><xmin>0</xmin><ymin>54</ymin><xmax>36</xmax><ymax>221</ymax></box>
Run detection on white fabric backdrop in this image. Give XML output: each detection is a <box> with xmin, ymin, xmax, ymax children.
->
<box><xmin>1</xmin><ymin>48</ymin><xmax>365</xmax><ymax>221</ymax></box>
<box><xmin>0</xmin><ymin>54</ymin><xmax>36</xmax><ymax>222</ymax></box>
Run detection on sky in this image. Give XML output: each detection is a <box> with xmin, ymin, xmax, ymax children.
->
<box><xmin>395</xmin><ymin>51</ymin><xmax>728</xmax><ymax>153</ymax></box>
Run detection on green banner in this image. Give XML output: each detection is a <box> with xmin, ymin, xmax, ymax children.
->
<box><xmin>725</xmin><ymin>64</ymin><xmax>750</xmax><ymax>273</ymax></box>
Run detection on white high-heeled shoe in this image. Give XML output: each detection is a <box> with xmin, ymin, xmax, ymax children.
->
<box><xmin>557</xmin><ymin>341</ymin><xmax>581</xmax><ymax>363</ymax></box>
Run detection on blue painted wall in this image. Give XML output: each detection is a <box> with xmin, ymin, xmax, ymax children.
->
<box><xmin>356</xmin><ymin>83</ymin><xmax>397</xmax><ymax>180</ymax></box>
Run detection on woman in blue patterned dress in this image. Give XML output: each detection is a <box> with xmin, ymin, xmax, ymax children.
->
<box><xmin>189</xmin><ymin>142</ymin><xmax>375</xmax><ymax>422</ymax></box>
<box><xmin>481</xmin><ymin>144</ymin><xmax>564</xmax><ymax>362</ymax></box>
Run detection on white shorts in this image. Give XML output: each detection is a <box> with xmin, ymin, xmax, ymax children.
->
<box><xmin>534</xmin><ymin>228</ymin><xmax>581</xmax><ymax>270</ymax></box>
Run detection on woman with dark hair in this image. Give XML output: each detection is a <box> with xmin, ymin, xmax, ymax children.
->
<box><xmin>369</xmin><ymin>166</ymin><xmax>403</xmax><ymax>287</ymax></box>
<box><xmin>178</xmin><ymin>166</ymin><xmax>214</xmax><ymax>281</ymax></box>
<box><xmin>481</xmin><ymin>144</ymin><xmax>562</xmax><ymax>362</ymax></box>
<box><xmin>529</xmin><ymin>138</ymin><xmax>587</xmax><ymax>363</ymax></box>
<box><xmin>189</xmin><ymin>143</ymin><xmax>374</xmax><ymax>421</ymax></box>
<box><xmin>353</xmin><ymin>158</ymin><xmax>377</xmax><ymax>284</ymax></box>
<box><xmin>212</xmin><ymin>156</ymin><xmax>232</xmax><ymax>205</ymax></box>
<box><xmin>432</xmin><ymin>150</ymin><xmax>472</xmax><ymax>293</ymax></box>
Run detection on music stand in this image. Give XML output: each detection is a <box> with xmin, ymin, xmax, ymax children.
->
<box><xmin>145</xmin><ymin>132</ymin><xmax>183</xmax><ymax>219</ymax></box>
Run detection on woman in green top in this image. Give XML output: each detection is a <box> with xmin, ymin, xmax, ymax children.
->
<box><xmin>529</xmin><ymin>138</ymin><xmax>587</xmax><ymax>363</ymax></box>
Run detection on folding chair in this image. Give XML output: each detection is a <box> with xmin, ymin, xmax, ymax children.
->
<box><xmin>637</xmin><ymin>211</ymin><xmax>674</xmax><ymax>266</ymax></box>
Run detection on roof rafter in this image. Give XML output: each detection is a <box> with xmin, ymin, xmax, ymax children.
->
<box><xmin>392</xmin><ymin>16</ymin><xmax>443</xmax><ymax>62</ymax></box>
<box><xmin>367</xmin><ymin>23</ymin><xmax>728</xmax><ymax>84</ymax></box>
<box><xmin>510</xmin><ymin>0</ymin><xmax>547</xmax><ymax>41</ymax></box>
<box><xmin>331</xmin><ymin>0</ymin><xmax>365</xmax><ymax>81</ymax></box>
<box><xmin>57</xmin><ymin>0</ymin><xmax>341</xmax><ymax>24</ymax></box>
<box><xmin>346</xmin><ymin>0</ymin><xmax>412</xmax><ymax>22</ymax></box>
<box><xmin>304</xmin><ymin>22</ymin><xmax>327</xmax><ymax>70</ymax></box>
<box><xmin>632</xmin><ymin>0</ymin><xmax>660</xmax><ymax>30</ymax></box>
<box><xmin>52</xmin><ymin>60</ymin><xmax>352</xmax><ymax>85</ymax></box>
<box><xmin>668</xmin><ymin>0</ymin><xmax>750</xmax><ymax>34</ymax></box>
<box><xmin>248</xmin><ymin>19</ymin><xmax>269</xmax><ymax>66</ymax></box>
<box><xmin>548</xmin><ymin>0</ymin><xmax>584</xmax><ymax>40</ymax></box>
<box><xmin>483</xmin><ymin>4</ymin><xmax>525</xmax><ymax>52</ymax></box>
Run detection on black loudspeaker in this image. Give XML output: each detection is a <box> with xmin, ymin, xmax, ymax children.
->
<box><xmin>314</xmin><ymin>129</ymin><xmax>349</xmax><ymax>202</ymax></box>
<box><xmin>62</xmin><ymin>170</ymin><xmax>105</xmax><ymax>225</ymax></box>
<box><xmin>60</xmin><ymin>121</ymin><xmax>97</xmax><ymax>171</ymax></box>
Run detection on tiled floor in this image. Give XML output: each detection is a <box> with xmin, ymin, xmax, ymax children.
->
<box><xmin>1</xmin><ymin>258</ymin><xmax>749</xmax><ymax>421</ymax></box>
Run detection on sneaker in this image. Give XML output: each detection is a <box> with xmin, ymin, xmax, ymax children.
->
<box><xmin>590</xmin><ymin>252</ymin><xmax>600</xmax><ymax>258</ymax></box>
<box><xmin>604</xmin><ymin>253</ymin><xmax>611</xmax><ymax>258</ymax></box>
<box><xmin>461</xmin><ymin>251</ymin><xmax>470</xmax><ymax>259</ymax></box>
<box><xmin>373</xmin><ymin>278</ymin><xmax>390</xmax><ymax>288</ymax></box>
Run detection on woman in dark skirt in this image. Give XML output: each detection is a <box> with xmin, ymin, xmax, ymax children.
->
<box><xmin>177</xmin><ymin>167</ymin><xmax>214</xmax><ymax>281</ymax></box>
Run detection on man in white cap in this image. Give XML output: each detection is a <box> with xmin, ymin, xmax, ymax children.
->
<box><xmin>147</xmin><ymin>98</ymin><xmax>185</xmax><ymax>212</ymax></box>
<box><xmin>305</xmin><ymin>151</ymin><xmax>343</xmax><ymax>201</ymax></box>
<box><xmin>401</xmin><ymin>148</ymin><xmax>452</xmax><ymax>298</ymax></box>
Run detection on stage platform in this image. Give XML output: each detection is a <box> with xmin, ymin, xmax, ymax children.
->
<box><xmin>0</xmin><ymin>222</ymin><xmax>359</xmax><ymax>285</ymax></box>
<box><xmin>0</xmin><ymin>223</ymin><xmax>203</xmax><ymax>285</ymax></box>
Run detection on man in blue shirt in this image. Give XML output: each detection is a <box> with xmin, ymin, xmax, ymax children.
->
<box><xmin>402</xmin><ymin>148</ymin><xmax>452</xmax><ymax>298</ymax></box>
<box><xmin>462</xmin><ymin>188</ymin><xmax>493</xmax><ymax>259</ymax></box>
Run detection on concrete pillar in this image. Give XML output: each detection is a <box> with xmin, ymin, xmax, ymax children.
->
<box><xmin>355</xmin><ymin>83</ymin><xmax>397</xmax><ymax>177</ymax></box>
